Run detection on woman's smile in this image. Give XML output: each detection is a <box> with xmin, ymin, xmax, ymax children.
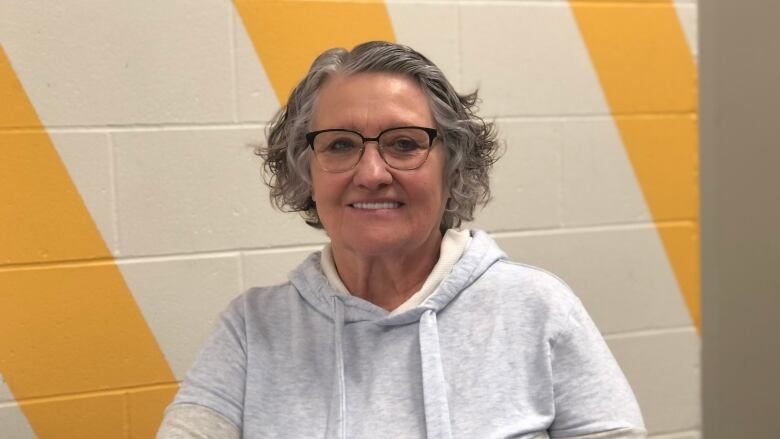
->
<box><xmin>349</xmin><ymin>201</ymin><xmax>402</xmax><ymax>210</ymax></box>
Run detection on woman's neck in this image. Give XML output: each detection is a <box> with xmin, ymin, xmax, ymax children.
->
<box><xmin>330</xmin><ymin>232</ymin><xmax>443</xmax><ymax>311</ymax></box>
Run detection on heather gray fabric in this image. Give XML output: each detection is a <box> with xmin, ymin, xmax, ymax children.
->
<box><xmin>156</xmin><ymin>405</ymin><xmax>641</xmax><ymax>439</ymax></box>
<box><xmin>156</xmin><ymin>404</ymin><xmax>239</xmax><ymax>439</ymax></box>
<box><xmin>166</xmin><ymin>230</ymin><xmax>645</xmax><ymax>438</ymax></box>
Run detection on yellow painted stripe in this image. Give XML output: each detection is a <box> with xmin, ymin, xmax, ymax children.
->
<box><xmin>569</xmin><ymin>2</ymin><xmax>700</xmax><ymax>330</ymax></box>
<box><xmin>234</xmin><ymin>0</ymin><xmax>396</xmax><ymax>103</ymax></box>
<box><xmin>0</xmin><ymin>46</ymin><xmax>177</xmax><ymax>437</ymax></box>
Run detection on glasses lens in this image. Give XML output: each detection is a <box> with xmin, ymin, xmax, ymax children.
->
<box><xmin>378</xmin><ymin>128</ymin><xmax>432</xmax><ymax>170</ymax></box>
<box><xmin>312</xmin><ymin>130</ymin><xmax>363</xmax><ymax>171</ymax></box>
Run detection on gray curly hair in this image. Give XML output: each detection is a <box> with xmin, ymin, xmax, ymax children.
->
<box><xmin>258</xmin><ymin>41</ymin><xmax>500</xmax><ymax>230</ymax></box>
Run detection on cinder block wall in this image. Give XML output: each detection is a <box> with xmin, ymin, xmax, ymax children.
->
<box><xmin>0</xmin><ymin>1</ymin><xmax>700</xmax><ymax>438</ymax></box>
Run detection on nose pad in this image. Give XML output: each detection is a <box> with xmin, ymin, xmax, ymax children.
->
<box><xmin>359</xmin><ymin>142</ymin><xmax>385</xmax><ymax>165</ymax></box>
<box><xmin>353</xmin><ymin>143</ymin><xmax>392</xmax><ymax>188</ymax></box>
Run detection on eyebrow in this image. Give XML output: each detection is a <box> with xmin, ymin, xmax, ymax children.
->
<box><xmin>318</xmin><ymin>121</ymin><xmax>427</xmax><ymax>134</ymax></box>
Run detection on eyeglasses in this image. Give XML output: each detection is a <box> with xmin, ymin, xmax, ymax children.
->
<box><xmin>306</xmin><ymin>126</ymin><xmax>438</xmax><ymax>173</ymax></box>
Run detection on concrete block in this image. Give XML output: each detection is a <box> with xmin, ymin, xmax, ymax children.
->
<box><xmin>494</xmin><ymin>225</ymin><xmax>692</xmax><ymax>334</ymax></box>
<box><xmin>120</xmin><ymin>254</ymin><xmax>242</xmax><ymax>379</ymax></box>
<box><xmin>460</xmin><ymin>2</ymin><xmax>608</xmax><ymax>117</ymax></box>
<box><xmin>0</xmin><ymin>1</ymin><xmax>234</xmax><ymax>126</ymax></box>
<box><xmin>50</xmin><ymin>131</ymin><xmax>118</xmax><ymax>254</ymax></box>
<box><xmin>471</xmin><ymin>119</ymin><xmax>562</xmax><ymax>231</ymax></box>
<box><xmin>0</xmin><ymin>262</ymin><xmax>177</xmax><ymax>398</ymax></box>
<box><xmin>242</xmin><ymin>246</ymin><xmax>322</xmax><ymax>289</ymax></box>
<box><xmin>113</xmin><ymin>127</ymin><xmax>325</xmax><ymax>256</ymax></box>
<box><xmin>607</xmin><ymin>328</ymin><xmax>701</xmax><ymax>435</ymax></box>
<box><xmin>387</xmin><ymin>1</ymin><xmax>461</xmax><ymax>90</ymax></box>
<box><xmin>560</xmin><ymin>118</ymin><xmax>652</xmax><ymax>227</ymax></box>
<box><xmin>233</xmin><ymin>7</ymin><xmax>284</xmax><ymax>123</ymax></box>
<box><xmin>0</xmin><ymin>131</ymin><xmax>113</xmax><ymax>265</ymax></box>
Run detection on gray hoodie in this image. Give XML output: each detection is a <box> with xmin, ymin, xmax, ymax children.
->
<box><xmin>163</xmin><ymin>230</ymin><xmax>645</xmax><ymax>438</ymax></box>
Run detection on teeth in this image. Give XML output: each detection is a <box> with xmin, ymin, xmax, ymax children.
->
<box><xmin>352</xmin><ymin>202</ymin><xmax>401</xmax><ymax>210</ymax></box>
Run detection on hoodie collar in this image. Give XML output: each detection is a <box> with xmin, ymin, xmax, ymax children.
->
<box><xmin>289</xmin><ymin>230</ymin><xmax>506</xmax><ymax>325</ymax></box>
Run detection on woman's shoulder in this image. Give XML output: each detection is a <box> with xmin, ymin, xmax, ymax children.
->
<box><xmin>481</xmin><ymin>259</ymin><xmax>580</xmax><ymax>306</ymax></box>
<box><xmin>228</xmin><ymin>281</ymin><xmax>307</xmax><ymax>316</ymax></box>
<box><xmin>232</xmin><ymin>250</ymin><xmax>324</xmax><ymax>310</ymax></box>
<box><xmin>244</xmin><ymin>280</ymin><xmax>298</xmax><ymax>300</ymax></box>
<box><xmin>460</xmin><ymin>258</ymin><xmax>584</xmax><ymax>337</ymax></box>
<box><xmin>463</xmin><ymin>230</ymin><xmax>579</xmax><ymax>307</ymax></box>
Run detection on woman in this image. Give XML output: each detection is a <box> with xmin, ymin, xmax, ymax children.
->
<box><xmin>158</xmin><ymin>41</ymin><xmax>645</xmax><ymax>439</ymax></box>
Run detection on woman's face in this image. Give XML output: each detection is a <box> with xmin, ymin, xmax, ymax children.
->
<box><xmin>309</xmin><ymin>72</ymin><xmax>449</xmax><ymax>258</ymax></box>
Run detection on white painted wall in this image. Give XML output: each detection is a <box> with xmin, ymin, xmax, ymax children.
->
<box><xmin>0</xmin><ymin>1</ymin><xmax>699</xmax><ymax>437</ymax></box>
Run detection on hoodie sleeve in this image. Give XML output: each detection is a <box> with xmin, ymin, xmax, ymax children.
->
<box><xmin>156</xmin><ymin>404</ymin><xmax>240</xmax><ymax>439</ymax></box>
<box><xmin>547</xmin><ymin>299</ymin><xmax>646</xmax><ymax>438</ymax></box>
<box><xmin>162</xmin><ymin>295</ymin><xmax>247</xmax><ymax>433</ymax></box>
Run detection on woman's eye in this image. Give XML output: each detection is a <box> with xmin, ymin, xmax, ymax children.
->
<box><xmin>389</xmin><ymin>138</ymin><xmax>421</xmax><ymax>152</ymax></box>
<box><xmin>326</xmin><ymin>139</ymin><xmax>358</xmax><ymax>153</ymax></box>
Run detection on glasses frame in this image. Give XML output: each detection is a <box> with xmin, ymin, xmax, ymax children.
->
<box><xmin>305</xmin><ymin>126</ymin><xmax>438</xmax><ymax>172</ymax></box>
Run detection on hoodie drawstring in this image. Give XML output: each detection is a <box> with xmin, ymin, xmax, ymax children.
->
<box><xmin>419</xmin><ymin>309</ymin><xmax>453</xmax><ymax>439</ymax></box>
<box><xmin>328</xmin><ymin>301</ymin><xmax>453</xmax><ymax>439</ymax></box>
<box><xmin>329</xmin><ymin>297</ymin><xmax>346</xmax><ymax>439</ymax></box>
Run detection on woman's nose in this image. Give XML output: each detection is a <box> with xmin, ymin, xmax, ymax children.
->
<box><xmin>353</xmin><ymin>143</ymin><xmax>393</xmax><ymax>189</ymax></box>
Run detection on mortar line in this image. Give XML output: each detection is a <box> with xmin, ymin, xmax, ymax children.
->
<box><xmin>106</xmin><ymin>132</ymin><xmax>121</xmax><ymax>257</ymax></box>
<box><xmin>603</xmin><ymin>324</ymin><xmax>697</xmax><ymax>340</ymax></box>
<box><xmin>228</xmin><ymin>3</ymin><xmax>240</xmax><ymax>124</ymax></box>
<box><xmin>487</xmin><ymin>219</ymin><xmax>698</xmax><ymax>239</ymax></box>
<box><xmin>0</xmin><ymin>111</ymin><xmax>698</xmax><ymax>133</ymax></box>
<box><xmin>0</xmin><ymin>382</ymin><xmax>182</xmax><ymax>408</ymax></box>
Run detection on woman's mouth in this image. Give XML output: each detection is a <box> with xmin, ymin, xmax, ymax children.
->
<box><xmin>350</xmin><ymin>202</ymin><xmax>402</xmax><ymax>210</ymax></box>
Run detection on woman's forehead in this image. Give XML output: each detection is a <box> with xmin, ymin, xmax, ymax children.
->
<box><xmin>312</xmin><ymin>72</ymin><xmax>434</xmax><ymax>132</ymax></box>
